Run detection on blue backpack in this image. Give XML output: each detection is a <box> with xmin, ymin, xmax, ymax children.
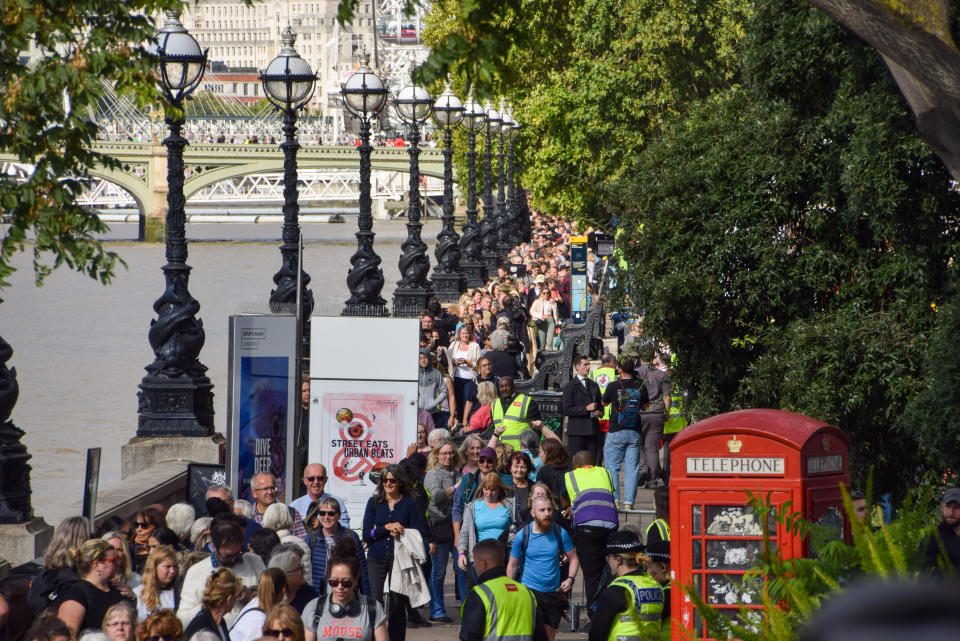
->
<box><xmin>618</xmin><ymin>381</ymin><xmax>644</xmax><ymax>428</ymax></box>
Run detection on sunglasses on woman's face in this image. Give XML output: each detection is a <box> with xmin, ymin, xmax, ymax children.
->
<box><xmin>382</xmin><ymin>478</ymin><xmax>397</xmax><ymax>485</ymax></box>
<box><xmin>479</xmin><ymin>457</ymin><xmax>495</xmax><ymax>464</ymax></box>
<box><xmin>328</xmin><ymin>578</ymin><xmax>355</xmax><ymax>588</ymax></box>
<box><xmin>318</xmin><ymin>510</ymin><xmax>338</xmax><ymax>517</ymax></box>
<box><xmin>263</xmin><ymin>629</ymin><xmax>295</xmax><ymax>638</ymax></box>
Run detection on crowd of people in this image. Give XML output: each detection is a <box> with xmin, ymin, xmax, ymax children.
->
<box><xmin>1</xmin><ymin>212</ymin><xmax>682</xmax><ymax>641</ymax></box>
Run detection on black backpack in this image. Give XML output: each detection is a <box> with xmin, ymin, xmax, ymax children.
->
<box><xmin>27</xmin><ymin>567</ymin><xmax>79</xmax><ymax>615</ymax></box>
<box><xmin>513</xmin><ymin>521</ymin><xmax>568</xmax><ymax>583</ymax></box>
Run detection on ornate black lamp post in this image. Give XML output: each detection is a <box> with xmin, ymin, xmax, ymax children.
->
<box><xmin>261</xmin><ymin>26</ymin><xmax>317</xmax><ymax>332</ymax></box>
<box><xmin>495</xmin><ymin>106</ymin><xmax>512</xmax><ymax>259</ymax></box>
<box><xmin>458</xmin><ymin>95</ymin><xmax>487</xmax><ymax>288</ymax></box>
<box><xmin>0</xmin><ymin>326</ymin><xmax>32</xmax><ymax>523</ymax></box>
<box><xmin>430</xmin><ymin>85</ymin><xmax>466</xmax><ymax>301</ymax></box>
<box><xmin>138</xmin><ymin>10</ymin><xmax>214</xmax><ymax>437</ymax></box>
<box><xmin>503</xmin><ymin>113</ymin><xmax>521</xmax><ymax>247</ymax></box>
<box><xmin>480</xmin><ymin>100</ymin><xmax>502</xmax><ymax>276</ymax></box>
<box><xmin>341</xmin><ymin>55</ymin><xmax>389</xmax><ymax>316</ymax></box>
<box><xmin>391</xmin><ymin>78</ymin><xmax>435</xmax><ymax>316</ymax></box>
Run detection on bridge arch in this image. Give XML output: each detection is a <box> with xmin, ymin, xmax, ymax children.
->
<box><xmin>85</xmin><ymin>167</ymin><xmax>149</xmax><ymax>217</ymax></box>
<box><xmin>183</xmin><ymin>154</ymin><xmax>450</xmax><ymax>201</ymax></box>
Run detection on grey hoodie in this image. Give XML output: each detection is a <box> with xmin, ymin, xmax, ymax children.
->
<box><xmin>418</xmin><ymin>365</ymin><xmax>447</xmax><ymax>413</ymax></box>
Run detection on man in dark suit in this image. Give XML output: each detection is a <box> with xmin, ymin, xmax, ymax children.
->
<box><xmin>562</xmin><ymin>355</ymin><xmax>603</xmax><ymax>460</ymax></box>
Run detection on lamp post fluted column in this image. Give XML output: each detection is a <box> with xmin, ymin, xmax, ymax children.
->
<box><xmin>430</xmin><ymin>86</ymin><xmax>466</xmax><ymax>301</ymax></box>
<box><xmin>506</xmin><ymin>128</ymin><xmax>519</xmax><ymax>247</ymax></box>
<box><xmin>480</xmin><ymin>101</ymin><xmax>501</xmax><ymax>276</ymax></box>
<box><xmin>261</xmin><ymin>27</ymin><xmax>317</xmax><ymax>341</ymax></box>
<box><xmin>138</xmin><ymin>10</ymin><xmax>213</xmax><ymax>437</ymax></box>
<box><xmin>270</xmin><ymin>108</ymin><xmax>314</xmax><ymax>316</ymax></box>
<box><xmin>392</xmin><ymin>79</ymin><xmax>434</xmax><ymax>316</ymax></box>
<box><xmin>341</xmin><ymin>55</ymin><xmax>389</xmax><ymax>316</ymax></box>
<box><xmin>495</xmin><ymin>116</ymin><xmax>510</xmax><ymax>259</ymax></box>
<box><xmin>458</xmin><ymin>96</ymin><xmax>487</xmax><ymax>287</ymax></box>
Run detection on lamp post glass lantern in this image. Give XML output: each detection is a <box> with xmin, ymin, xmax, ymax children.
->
<box><xmin>458</xmin><ymin>95</ymin><xmax>487</xmax><ymax>287</ymax></box>
<box><xmin>430</xmin><ymin>84</ymin><xmax>466</xmax><ymax>301</ymax></box>
<box><xmin>137</xmin><ymin>9</ymin><xmax>214</xmax><ymax>438</ymax></box>
<box><xmin>341</xmin><ymin>54</ymin><xmax>389</xmax><ymax>316</ymax></box>
<box><xmin>480</xmin><ymin>100</ymin><xmax>501</xmax><ymax>275</ymax></box>
<box><xmin>260</xmin><ymin>26</ymin><xmax>317</xmax><ymax>332</ymax></box>
<box><xmin>391</xmin><ymin>79</ymin><xmax>434</xmax><ymax>316</ymax></box>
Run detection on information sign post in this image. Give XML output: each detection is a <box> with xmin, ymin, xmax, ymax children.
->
<box><xmin>570</xmin><ymin>235</ymin><xmax>588</xmax><ymax>324</ymax></box>
<box><xmin>227</xmin><ymin>315</ymin><xmax>298</xmax><ymax>505</ymax></box>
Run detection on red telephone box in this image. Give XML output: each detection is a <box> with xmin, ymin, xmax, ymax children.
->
<box><xmin>668</xmin><ymin>409</ymin><xmax>849</xmax><ymax>640</ymax></box>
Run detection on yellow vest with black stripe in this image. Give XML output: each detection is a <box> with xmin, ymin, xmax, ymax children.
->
<box><xmin>663</xmin><ymin>388</ymin><xmax>686</xmax><ymax>435</ymax></box>
<box><xmin>492</xmin><ymin>394</ymin><xmax>533</xmax><ymax>443</ymax></box>
<box><xmin>606</xmin><ymin>574</ymin><xmax>664</xmax><ymax>641</ymax></box>
<box><xmin>462</xmin><ymin>574</ymin><xmax>538</xmax><ymax>641</ymax></box>
<box><xmin>590</xmin><ymin>366</ymin><xmax>617</xmax><ymax>421</ymax></box>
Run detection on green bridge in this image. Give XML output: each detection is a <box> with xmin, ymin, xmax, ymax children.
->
<box><xmin>0</xmin><ymin>141</ymin><xmax>448</xmax><ymax>240</ymax></box>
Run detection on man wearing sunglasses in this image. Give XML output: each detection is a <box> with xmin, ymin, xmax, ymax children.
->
<box><xmin>290</xmin><ymin>463</ymin><xmax>350</xmax><ymax>530</ymax></box>
<box><xmin>250</xmin><ymin>473</ymin><xmax>308</xmax><ymax>540</ymax></box>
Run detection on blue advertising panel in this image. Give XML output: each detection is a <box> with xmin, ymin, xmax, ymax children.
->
<box><xmin>571</xmin><ymin>235</ymin><xmax>588</xmax><ymax>323</ymax></box>
<box><xmin>227</xmin><ymin>315</ymin><xmax>298</xmax><ymax>504</ymax></box>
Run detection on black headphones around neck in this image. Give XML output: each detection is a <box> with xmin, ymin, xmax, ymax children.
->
<box><xmin>327</xmin><ymin>593</ymin><xmax>363</xmax><ymax>618</ymax></box>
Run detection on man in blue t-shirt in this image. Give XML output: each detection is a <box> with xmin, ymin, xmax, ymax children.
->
<box><xmin>507</xmin><ymin>495</ymin><xmax>580</xmax><ymax>641</ymax></box>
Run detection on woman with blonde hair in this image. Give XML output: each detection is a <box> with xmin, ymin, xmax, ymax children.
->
<box><xmin>230</xmin><ymin>567</ymin><xmax>287</xmax><ymax>641</ymax></box>
<box><xmin>183</xmin><ymin>567</ymin><xmax>241</xmax><ymax>640</ymax></box>
<box><xmin>100</xmin><ymin>531</ymin><xmax>137</xmax><ymax>593</ymax></box>
<box><xmin>588</xmin><ymin>530</ymin><xmax>662</xmax><ymax>641</ymax></box>
<box><xmin>132</xmin><ymin>545</ymin><xmax>178</xmax><ymax>619</ymax></box>
<box><xmin>101</xmin><ymin>601</ymin><xmax>136</xmax><ymax>641</ymax></box>
<box><xmin>466</xmin><ymin>381</ymin><xmax>496</xmax><ymax>435</ymax></box>
<box><xmin>28</xmin><ymin>515</ymin><xmax>91</xmax><ymax>615</ymax></box>
<box><xmin>57</xmin><ymin>539</ymin><xmax>132</xmax><ymax>634</ymax></box>
<box><xmin>456</xmin><ymin>472</ymin><xmax>515</xmax><ymax>585</ymax></box>
<box><xmin>262</xmin><ymin>604</ymin><xmax>306</xmax><ymax>641</ymax></box>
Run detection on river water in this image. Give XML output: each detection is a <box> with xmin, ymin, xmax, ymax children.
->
<box><xmin>0</xmin><ymin>219</ymin><xmax>443</xmax><ymax>526</ymax></box>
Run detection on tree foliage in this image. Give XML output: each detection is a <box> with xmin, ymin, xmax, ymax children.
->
<box><xmin>805</xmin><ymin>0</ymin><xmax>960</xmax><ymax>181</ymax></box>
<box><xmin>420</xmin><ymin>0</ymin><xmax>751</xmax><ymax>222</ymax></box>
<box><xmin>0</xmin><ymin>0</ymin><xmax>180</xmax><ymax>287</ymax></box>
<box><xmin>611</xmin><ymin>0</ymin><xmax>960</xmax><ymax>497</ymax></box>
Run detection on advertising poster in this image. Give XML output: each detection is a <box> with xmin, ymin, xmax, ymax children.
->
<box><xmin>309</xmin><ymin>317</ymin><xmax>420</xmax><ymax>520</ymax></box>
<box><xmin>570</xmin><ymin>235</ymin><xmax>588</xmax><ymax>323</ymax></box>
<box><xmin>312</xmin><ymin>380</ymin><xmax>417</xmax><ymax>519</ymax></box>
<box><xmin>227</xmin><ymin>315</ymin><xmax>298</xmax><ymax>504</ymax></box>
